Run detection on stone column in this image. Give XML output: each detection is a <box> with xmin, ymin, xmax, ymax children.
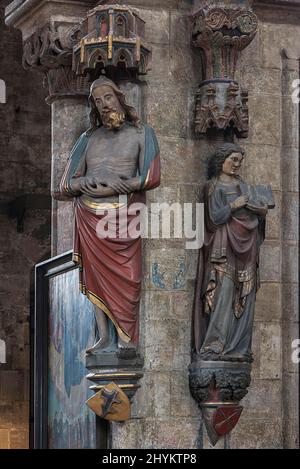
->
<box><xmin>280</xmin><ymin>50</ymin><xmax>299</xmax><ymax>449</ymax></box>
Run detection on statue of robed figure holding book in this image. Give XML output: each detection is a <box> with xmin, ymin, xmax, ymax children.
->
<box><xmin>190</xmin><ymin>142</ymin><xmax>274</xmax><ymax>445</ymax></box>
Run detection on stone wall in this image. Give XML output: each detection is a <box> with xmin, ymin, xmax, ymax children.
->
<box><xmin>0</xmin><ymin>0</ymin><xmax>51</xmax><ymax>449</ymax></box>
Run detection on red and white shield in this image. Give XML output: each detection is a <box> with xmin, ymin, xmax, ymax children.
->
<box><xmin>213</xmin><ymin>405</ymin><xmax>243</xmax><ymax>436</ymax></box>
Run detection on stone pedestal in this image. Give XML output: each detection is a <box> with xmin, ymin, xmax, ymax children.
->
<box><xmin>86</xmin><ymin>354</ymin><xmax>144</xmax><ymax>401</ymax></box>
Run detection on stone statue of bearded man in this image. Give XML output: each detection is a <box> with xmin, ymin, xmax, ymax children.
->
<box><xmin>59</xmin><ymin>77</ymin><xmax>160</xmax><ymax>355</ymax></box>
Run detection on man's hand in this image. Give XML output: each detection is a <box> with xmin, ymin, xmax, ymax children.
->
<box><xmin>84</xmin><ymin>174</ymin><xmax>132</xmax><ymax>194</ymax></box>
<box><xmin>69</xmin><ymin>176</ymin><xmax>86</xmax><ymax>193</ymax></box>
<box><xmin>230</xmin><ymin>194</ymin><xmax>249</xmax><ymax>210</ymax></box>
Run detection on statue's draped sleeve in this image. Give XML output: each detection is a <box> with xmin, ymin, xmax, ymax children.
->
<box><xmin>208</xmin><ymin>184</ymin><xmax>232</xmax><ymax>225</ymax></box>
<box><xmin>140</xmin><ymin>124</ymin><xmax>160</xmax><ymax>190</ymax></box>
<box><xmin>59</xmin><ymin>132</ymin><xmax>89</xmax><ymax>197</ymax></box>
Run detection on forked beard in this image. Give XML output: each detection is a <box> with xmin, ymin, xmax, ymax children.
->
<box><xmin>102</xmin><ymin>111</ymin><xmax>125</xmax><ymax>130</ymax></box>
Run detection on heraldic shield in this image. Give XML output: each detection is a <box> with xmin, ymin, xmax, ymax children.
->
<box><xmin>86</xmin><ymin>382</ymin><xmax>130</xmax><ymax>421</ymax></box>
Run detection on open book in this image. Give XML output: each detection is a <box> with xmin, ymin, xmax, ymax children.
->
<box><xmin>239</xmin><ymin>183</ymin><xmax>275</xmax><ymax>210</ymax></box>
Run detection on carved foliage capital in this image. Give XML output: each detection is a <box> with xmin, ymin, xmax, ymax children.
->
<box><xmin>22</xmin><ymin>21</ymin><xmax>90</xmax><ymax>102</ymax></box>
<box><xmin>192</xmin><ymin>5</ymin><xmax>258</xmax><ymax>52</ymax></box>
<box><xmin>22</xmin><ymin>22</ymin><xmax>82</xmax><ymax>70</ymax></box>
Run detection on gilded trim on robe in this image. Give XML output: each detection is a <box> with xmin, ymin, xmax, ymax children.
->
<box><xmin>79</xmin><ymin>281</ymin><xmax>131</xmax><ymax>343</ymax></box>
<box><xmin>80</xmin><ymin>194</ymin><xmax>130</xmax><ymax>211</ymax></box>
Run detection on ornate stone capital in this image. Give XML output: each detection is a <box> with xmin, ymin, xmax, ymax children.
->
<box><xmin>22</xmin><ymin>21</ymin><xmax>90</xmax><ymax>102</ymax></box>
<box><xmin>191</xmin><ymin>4</ymin><xmax>258</xmax><ymax>137</ymax></box>
<box><xmin>5</xmin><ymin>1</ymin><xmax>96</xmax><ymax>102</ymax></box>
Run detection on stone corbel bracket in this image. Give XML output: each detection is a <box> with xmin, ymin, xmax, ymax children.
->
<box><xmin>73</xmin><ymin>5</ymin><xmax>152</xmax><ymax>81</ymax></box>
<box><xmin>85</xmin><ymin>353</ymin><xmax>144</xmax><ymax>421</ymax></box>
<box><xmin>189</xmin><ymin>360</ymin><xmax>252</xmax><ymax>445</ymax></box>
<box><xmin>191</xmin><ymin>4</ymin><xmax>258</xmax><ymax>137</ymax></box>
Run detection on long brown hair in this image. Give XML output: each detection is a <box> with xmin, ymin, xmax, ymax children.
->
<box><xmin>207</xmin><ymin>143</ymin><xmax>245</xmax><ymax>180</ymax></box>
<box><xmin>87</xmin><ymin>77</ymin><xmax>140</xmax><ymax>134</ymax></box>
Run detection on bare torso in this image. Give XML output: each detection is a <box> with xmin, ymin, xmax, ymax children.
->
<box><xmin>82</xmin><ymin>123</ymin><xmax>141</xmax><ymax>204</ymax></box>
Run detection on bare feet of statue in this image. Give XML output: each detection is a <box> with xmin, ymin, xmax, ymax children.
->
<box><xmin>117</xmin><ymin>337</ymin><xmax>137</xmax><ymax>359</ymax></box>
<box><xmin>86</xmin><ymin>337</ymin><xmax>110</xmax><ymax>355</ymax></box>
<box><xmin>86</xmin><ymin>306</ymin><xmax>112</xmax><ymax>354</ymax></box>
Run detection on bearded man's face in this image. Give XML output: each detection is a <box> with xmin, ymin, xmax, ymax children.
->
<box><xmin>92</xmin><ymin>85</ymin><xmax>125</xmax><ymax>130</ymax></box>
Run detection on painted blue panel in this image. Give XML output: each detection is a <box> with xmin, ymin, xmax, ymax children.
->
<box><xmin>48</xmin><ymin>268</ymin><xmax>96</xmax><ymax>449</ymax></box>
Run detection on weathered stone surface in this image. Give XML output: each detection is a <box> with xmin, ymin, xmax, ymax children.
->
<box><xmin>170</xmin><ymin>291</ymin><xmax>193</xmax><ymax>321</ymax></box>
<box><xmin>282</xmin><ymin>372</ymin><xmax>299</xmax><ymax>449</ymax></box>
<box><xmin>282</xmin><ymin>192</ymin><xmax>299</xmax><ymax>242</ymax></box>
<box><xmin>170</xmin><ymin>43</ymin><xmax>202</xmax><ymax>85</ymax></box>
<box><xmin>239</xmin><ymin>27</ymin><xmax>261</xmax><ymax>69</ymax></box>
<box><xmin>144</xmin><ymin>81</ymin><xmax>189</xmax><ymax>139</ymax></box>
<box><xmin>282</xmin><ymin>243</ymin><xmax>298</xmax><ymax>283</ymax></box>
<box><xmin>259</xmin><ymin>242</ymin><xmax>281</xmax><ymax>282</ymax></box>
<box><xmin>230</xmin><ymin>417</ymin><xmax>283</xmax><ymax>449</ymax></box>
<box><xmin>250</xmin><ymin>322</ymin><xmax>260</xmax><ymax>380</ymax></box>
<box><xmin>133</xmin><ymin>371</ymin><xmax>171</xmax><ymax>418</ymax></box>
<box><xmin>158</xmin><ymin>137</ymin><xmax>205</xmax><ymax>185</ymax></box>
<box><xmin>144</xmin><ymin>319</ymin><xmax>190</xmax><ymax>371</ymax></box>
<box><xmin>255</xmin><ymin>283</ymin><xmax>281</xmax><ymax>323</ymax></box>
<box><xmin>241</xmin><ymin>143</ymin><xmax>281</xmax><ymax>191</ymax></box>
<box><xmin>142</xmin><ymin>418</ymin><xmax>200</xmax><ymax>449</ymax></box>
<box><xmin>282</xmin><ymin>146</ymin><xmax>299</xmax><ymax>193</ymax></box>
<box><xmin>146</xmin><ymin>43</ymin><xmax>171</xmax><ymax>81</ymax></box>
<box><xmin>51</xmin><ymin>98</ymin><xmax>89</xmax><ymax>197</ymax></box>
<box><xmin>170</xmin><ymin>371</ymin><xmax>199</xmax><ymax>418</ymax></box>
<box><xmin>56</xmin><ymin>201</ymin><xmax>73</xmax><ymax>254</ymax></box>
<box><xmin>147</xmin><ymin>372</ymin><xmax>171</xmax><ymax>417</ymax></box>
<box><xmin>282</xmin><ymin>322</ymin><xmax>299</xmax><ymax>374</ymax></box>
<box><xmin>241</xmin><ymin>379</ymin><xmax>282</xmax><ymax>420</ymax></box>
<box><xmin>111</xmin><ymin>420</ymin><xmax>142</xmax><ymax>449</ymax></box>
<box><xmin>139</xmin><ymin>8</ymin><xmax>170</xmax><ymax>45</ymax></box>
<box><xmin>260</xmin><ymin>23</ymin><xmax>300</xmax><ymax>70</ymax></box>
<box><xmin>282</xmin><ymin>283</ymin><xmax>298</xmax><ymax>323</ymax></box>
<box><xmin>143</xmin><ymin>291</ymin><xmax>172</xmax><ymax>321</ymax></box>
<box><xmin>247</xmin><ymin>95</ymin><xmax>281</xmax><ymax>146</ymax></box>
<box><xmin>259</xmin><ymin>323</ymin><xmax>282</xmax><ymax>380</ymax></box>
<box><xmin>241</xmin><ymin>66</ymin><xmax>281</xmax><ymax>96</ymax></box>
<box><xmin>265</xmin><ymin>191</ymin><xmax>281</xmax><ymax>240</ymax></box>
<box><xmin>282</xmin><ymin>96</ymin><xmax>299</xmax><ymax>148</ymax></box>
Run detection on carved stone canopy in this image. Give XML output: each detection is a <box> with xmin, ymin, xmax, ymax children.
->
<box><xmin>73</xmin><ymin>5</ymin><xmax>152</xmax><ymax>81</ymax></box>
<box><xmin>191</xmin><ymin>5</ymin><xmax>258</xmax><ymax>137</ymax></box>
